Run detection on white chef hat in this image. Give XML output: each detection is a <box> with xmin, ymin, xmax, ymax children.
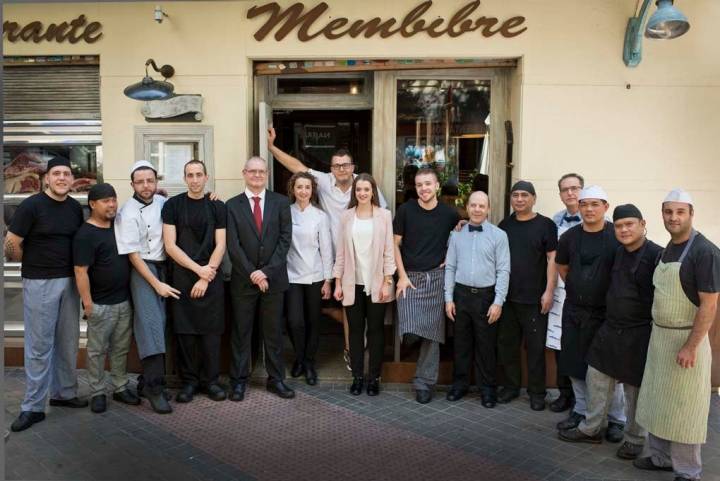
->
<box><xmin>130</xmin><ymin>160</ymin><xmax>157</xmax><ymax>176</ymax></box>
<box><xmin>578</xmin><ymin>185</ymin><xmax>608</xmax><ymax>202</ymax></box>
<box><xmin>663</xmin><ymin>188</ymin><xmax>693</xmax><ymax>205</ymax></box>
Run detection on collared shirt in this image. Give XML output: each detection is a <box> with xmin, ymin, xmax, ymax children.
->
<box><xmin>115</xmin><ymin>194</ymin><xmax>166</xmax><ymax>261</ymax></box>
<box><xmin>552</xmin><ymin>208</ymin><xmax>583</xmax><ymax>230</ymax></box>
<box><xmin>444</xmin><ymin>220</ymin><xmax>510</xmax><ymax>305</ymax></box>
<box><xmin>245</xmin><ymin>187</ymin><xmax>266</xmax><ymax>217</ymax></box>
<box><xmin>308</xmin><ymin>169</ymin><xmax>387</xmax><ymax>246</ymax></box>
<box><xmin>287</xmin><ymin>203</ymin><xmax>333</xmax><ymax>284</ymax></box>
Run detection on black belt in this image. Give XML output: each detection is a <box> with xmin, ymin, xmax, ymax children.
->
<box><xmin>653</xmin><ymin>322</ymin><xmax>692</xmax><ymax>330</ymax></box>
<box><xmin>144</xmin><ymin>259</ymin><xmax>166</xmax><ymax>266</ymax></box>
<box><xmin>455</xmin><ymin>283</ymin><xmax>494</xmax><ymax>294</ymax></box>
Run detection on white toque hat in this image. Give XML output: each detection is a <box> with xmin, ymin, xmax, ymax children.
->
<box><xmin>578</xmin><ymin>185</ymin><xmax>608</xmax><ymax>202</ymax></box>
<box><xmin>663</xmin><ymin>188</ymin><xmax>693</xmax><ymax>205</ymax></box>
<box><xmin>130</xmin><ymin>159</ymin><xmax>156</xmax><ymax>176</ymax></box>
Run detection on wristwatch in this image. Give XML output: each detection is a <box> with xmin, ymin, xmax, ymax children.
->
<box><xmin>384</xmin><ymin>277</ymin><xmax>393</xmax><ymax>285</ymax></box>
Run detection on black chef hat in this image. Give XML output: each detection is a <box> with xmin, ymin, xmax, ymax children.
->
<box><xmin>510</xmin><ymin>180</ymin><xmax>536</xmax><ymax>196</ymax></box>
<box><xmin>46</xmin><ymin>156</ymin><xmax>71</xmax><ymax>173</ymax></box>
<box><xmin>613</xmin><ymin>204</ymin><xmax>643</xmax><ymax>222</ymax></box>
<box><xmin>88</xmin><ymin>183</ymin><xmax>117</xmax><ymax>202</ymax></box>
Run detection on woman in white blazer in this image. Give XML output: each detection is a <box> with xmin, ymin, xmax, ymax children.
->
<box><xmin>333</xmin><ymin>173</ymin><xmax>396</xmax><ymax>396</ymax></box>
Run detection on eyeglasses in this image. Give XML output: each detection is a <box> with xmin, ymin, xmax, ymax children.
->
<box><xmin>133</xmin><ymin>178</ymin><xmax>157</xmax><ymax>186</ymax></box>
<box><xmin>560</xmin><ymin>186</ymin><xmax>582</xmax><ymax>194</ymax></box>
<box><xmin>331</xmin><ymin>163</ymin><xmax>354</xmax><ymax>171</ymax></box>
<box><xmin>244</xmin><ymin>169</ymin><xmax>267</xmax><ymax>176</ymax></box>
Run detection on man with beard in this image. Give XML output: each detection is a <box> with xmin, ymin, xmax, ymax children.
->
<box><xmin>634</xmin><ymin>189</ymin><xmax>719</xmax><ymax>481</ymax></box>
<box><xmin>7</xmin><ymin>156</ymin><xmax>87</xmax><ymax>432</ymax></box>
<box><xmin>73</xmin><ymin>183</ymin><xmax>140</xmax><ymax>413</ymax></box>
<box><xmin>559</xmin><ymin>204</ymin><xmax>661</xmax><ymax>460</ymax></box>
<box><xmin>394</xmin><ymin>168</ymin><xmax>460</xmax><ymax>404</ymax></box>
<box><xmin>115</xmin><ymin>160</ymin><xmax>179</xmax><ymax>414</ymax></box>
<box><xmin>162</xmin><ymin>160</ymin><xmax>227</xmax><ymax>403</ymax></box>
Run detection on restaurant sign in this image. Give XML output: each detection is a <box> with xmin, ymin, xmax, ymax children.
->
<box><xmin>247</xmin><ymin>0</ymin><xmax>527</xmax><ymax>42</ymax></box>
<box><xmin>3</xmin><ymin>15</ymin><xmax>102</xmax><ymax>44</ymax></box>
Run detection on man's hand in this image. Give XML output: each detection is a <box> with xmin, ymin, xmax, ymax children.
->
<box><xmin>250</xmin><ymin>270</ymin><xmax>267</xmax><ymax>285</ymax></box>
<box><xmin>379</xmin><ymin>284</ymin><xmax>391</xmax><ymax>302</ymax></box>
<box><xmin>454</xmin><ymin>219</ymin><xmax>468</xmax><ymax>232</ymax></box>
<box><xmin>190</xmin><ymin>279</ymin><xmax>209</xmax><ymax>299</ymax></box>
<box><xmin>268</xmin><ymin>126</ymin><xmax>276</xmax><ymax>146</ymax></box>
<box><xmin>82</xmin><ymin>302</ymin><xmax>93</xmax><ymax>319</ymax></box>
<box><xmin>487</xmin><ymin>304</ymin><xmax>502</xmax><ymax>324</ymax></box>
<box><xmin>208</xmin><ymin>192</ymin><xmax>221</xmax><ymax>201</ymax></box>
<box><xmin>257</xmin><ymin>278</ymin><xmax>269</xmax><ymax>293</ymax></box>
<box><xmin>197</xmin><ymin>265</ymin><xmax>217</xmax><ymax>282</ymax></box>
<box><xmin>540</xmin><ymin>290</ymin><xmax>554</xmax><ymax>315</ymax></box>
<box><xmin>155</xmin><ymin>282</ymin><xmax>181</xmax><ymax>299</ymax></box>
<box><xmin>676</xmin><ymin>344</ymin><xmax>697</xmax><ymax>369</ymax></box>
<box><xmin>321</xmin><ymin>280</ymin><xmax>332</xmax><ymax>300</ymax></box>
<box><xmin>396</xmin><ymin>276</ymin><xmax>416</xmax><ymax>299</ymax></box>
<box><xmin>445</xmin><ymin>302</ymin><xmax>456</xmax><ymax>321</ymax></box>
<box><xmin>334</xmin><ymin>284</ymin><xmax>344</xmax><ymax>302</ymax></box>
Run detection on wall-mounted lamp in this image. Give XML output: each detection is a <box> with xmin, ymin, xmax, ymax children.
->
<box><xmin>123</xmin><ymin>59</ymin><xmax>175</xmax><ymax>101</ymax></box>
<box><xmin>623</xmin><ymin>0</ymin><xmax>690</xmax><ymax>67</ymax></box>
<box><xmin>154</xmin><ymin>5</ymin><xmax>169</xmax><ymax>24</ymax></box>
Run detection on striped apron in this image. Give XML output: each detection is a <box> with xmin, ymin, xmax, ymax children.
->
<box><xmin>397</xmin><ymin>267</ymin><xmax>446</xmax><ymax>343</ymax></box>
<box><xmin>636</xmin><ymin>232</ymin><xmax>712</xmax><ymax>444</ymax></box>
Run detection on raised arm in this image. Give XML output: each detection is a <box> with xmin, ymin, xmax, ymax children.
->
<box><xmin>268</xmin><ymin>127</ymin><xmax>308</xmax><ymax>174</ymax></box>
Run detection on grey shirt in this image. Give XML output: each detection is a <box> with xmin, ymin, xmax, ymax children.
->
<box><xmin>444</xmin><ymin>220</ymin><xmax>511</xmax><ymax>305</ymax></box>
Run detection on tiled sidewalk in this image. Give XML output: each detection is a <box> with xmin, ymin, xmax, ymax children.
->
<box><xmin>4</xmin><ymin>368</ymin><xmax>719</xmax><ymax>481</ymax></box>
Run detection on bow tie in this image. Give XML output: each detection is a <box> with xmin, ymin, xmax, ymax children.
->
<box><xmin>468</xmin><ymin>224</ymin><xmax>483</xmax><ymax>232</ymax></box>
<box><xmin>563</xmin><ymin>215</ymin><xmax>580</xmax><ymax>223</ymax></box>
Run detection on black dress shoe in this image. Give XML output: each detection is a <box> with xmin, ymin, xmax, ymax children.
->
<box><xmin>10</xmin><ymin>411</ymin><xmax>45</xmax><ymax>432</ymax></box>
<box><xmin>549</xmin><ymin>393</ymin><xmax>574</xmax><ymax>413</ymax></box>
<box><xmin>558</xmin><ymin>427</ymin><xmax>602</xmax><ymax>444</ymax></box>
<box><xmin>175</xmin><ymin>384</ymin><xmax>196</xmax><ymax>403</ymax></box>
<box><xmin>49</xmin><ymin>397</ymin><xmax>88</xmax><ymax>408</ymax></box>
<box><xmin>481</xmin><ymin>394</ymin><xmax>497</xmax><ymax>409</ymax></box>
<box><xmin>305</xmin><ymin>363</ymin><xmax>318</xmax><ymax>386</ymax></box>
<box><xmin>366</xmin><ymin>378</ymin><xmax>380</xmax><ymax>396</ymax></box>
<box><xmin>605</xmin><ymin>422</ymin><xmax>625</xmax><ymax>443</ymax></box>
<box><xmin>203</xmin><ymin>384</ymin><xmax>227</xmax><ymax>402</ymax></box>
<box><xmin>112</xmin><ymin>389</ymin><xmax>141</xmax><ymax>406</ymax></box>
<box><xmin>496</xmin><ymin>387</ymin><xmax>520</xmax><ymax>404</ymax></box>
<box><xmin>556</xmin><ymin>411</ymin><xmax>585</xmax><ymax>430</ymax></box>
<box><xmin>230</xmin><ymin>383</ymin><xmax>247</xmax><ymax>402</ymax></box>
<box><xmin>291</xmin><ymin>361</ymin><xmax>305</xmax><ymax>378</ymax></box>
<box><xmin>446</xmin><ymin>387</ymin><xmax>467</xmax><ymax>402</ymax></box>
<box><xmin>91</xmin><ymin>394</ymin><xmax>107</xmax><ymax>413</ymax></box>
<box><xmin>530</xmin><ymin>394</ymin><xmax>546</xmax><ymax>411</ymax></box>
<box><xmin>143</xmin><ymin>387</ymin><xmax>172</xmax><ymax>414</ymax></box>
<box><xmin>416</xmin><ymin>389</ymin><xmax>432</xmax><ymax>404</ymax></box>
<box><xmin>267</xmin><ymin>380</ymin><xmax>295</xmax><ymax>399</ymax></box>
<box><xmin>616</xmin><ymin>441</ymin><xmax>643</xmax><ymax>460</ymax></box>
<box><xmin>350</xmin><ymin>377</ymin><xmax>364</xmax><ymax>395</ymax></box>
<box><xmin>632</xmin><ymin>457</ymin><xmax>673</xmax><ymax>472</ymax></box>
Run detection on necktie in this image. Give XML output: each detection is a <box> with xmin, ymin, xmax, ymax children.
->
<box><xmin>252</xmin><ymin>196</ymin><xmax>263</xmax><ymax>234</ymax></box>
<box><xmin>563</xmin><ymin>215</ymin><xmax>580</xmax><ymax>223</ymax></box>
<box><xmin>468</xmin><ymin>224</ymin><xmax>483</xmax><ymax>232</ymax></box>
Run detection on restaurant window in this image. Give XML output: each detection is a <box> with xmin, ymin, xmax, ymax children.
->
<box><xmin>395</xmin><ymin>79</ymin><xmax>490</xmax><ymax>208</ymax></box>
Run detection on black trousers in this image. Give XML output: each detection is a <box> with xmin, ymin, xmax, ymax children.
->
<box><xmin>139</xmin><ymin>353</ymin><xmax>165</xmax><ymax>392</ymax></box>
<box><xmin>556</xmin><ymin>351</ymin><xmax>573</xmax><ymax>397</ymax></box>
<box><xmin>346</xmin><ymin>285</ymin><xmax>386</xmax><ymax>380</ymax></box>
<box><xmin>229</xmin><ymin>289</ymin><xmax>285</xmax><ymax>384</ymax></box>
<box><xmin>176</xmin><ymin>333</ymin><xmax>221</xmax><ymax>388</ymax></box>
<box><xmin>287</xmin><ymin>281</ymin><xmax>323</xmax><ymax>365</ymax></box>
<box><xmin>452</xmin><ymin>284</ymin><xmax>497</xmax><ymax>393</ymax></box>
<box><xmin>497</xmin><ymin>301</ymin><xmax>548</xmax><ymax>396</ymax></box>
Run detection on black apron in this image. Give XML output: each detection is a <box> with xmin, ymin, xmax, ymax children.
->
<box><xmin>169</xmin><ymin>195</ymin><xmax>225</xmax><ymax>335</ymax></box>
<box><xmin>558</xmin><ymin>222</ymin><xmax>615</xmax><ymax>380</ymax></box>
<box><xmin>586</xmin><ymin>241</ymin><xmax>656</xmax><ymax>387</ymax></box>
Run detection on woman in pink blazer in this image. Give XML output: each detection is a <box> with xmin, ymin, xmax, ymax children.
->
<box><xmin>333</xmin><ymin>173</ymin><xmax>396</xmax><ymax>396</ymax></box>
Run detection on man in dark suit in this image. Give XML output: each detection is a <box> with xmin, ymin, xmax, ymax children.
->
<box><xmin>226</xmin><ymin>156</ymin><xmax>294</xmax><ymax>400</ymax></box>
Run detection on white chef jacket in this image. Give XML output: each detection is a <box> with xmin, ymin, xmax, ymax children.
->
<box><xmin>115</xmin><ymin>194</ymin><xmax>166</xmax><ymax>261</ymax></box>
<box><xmin>287</xmin><ymin>203</ymin><xmax>333</xmax><ymax>284</ymax></box>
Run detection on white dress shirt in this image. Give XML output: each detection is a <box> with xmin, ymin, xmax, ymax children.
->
<box><xmin>245</xmin><ymin>187</ymin><xmax>266</xmax><ymax>217</ymax></box>
<box><xmin>287</xmin><ymin>203</ymin><xmax>333</xmax><ymax>284</ymax></box>
<box><xmin>115</xmin><ymin>194</ymin><xmax>166</xmax><ymax>261</ymax></box>
<box><xmin>352</xmin><ymin>215</ymin><xmax>374</xmax><ymax>296</ymax></box>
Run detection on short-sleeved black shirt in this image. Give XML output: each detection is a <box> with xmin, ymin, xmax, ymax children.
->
<box><xmin>161</xmin><ymin>194</ymin><xmax>227</xmax><ymax>264</ymax></box>
<box><xmin>73</xmin><ymin>223</ymin><xmax>131</xmax><ymax>305</ymax></box>
<box><xmin>393</xmin><ymin>199</ymin><xmax>460</xmax><ymax>272</ymax></box>
<box><xmin>661</xmin><ymin>232</ymin><xmax>720</xmax><ymax>306</ymax></box>
<box><xmin>8</xmin><ymin>192</ymin><xmax>84</xmax><ymax>279</ymax></box>
<box><xmin>499</xmin><ymin>213</ymin><xmax>558</xmax><ymax>304</ymax></box>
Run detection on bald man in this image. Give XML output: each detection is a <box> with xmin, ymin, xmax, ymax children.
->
<box><xmin>444</xmin><ymin>191</ymin><xmax>510</xmax><ymax>408</ymax></box>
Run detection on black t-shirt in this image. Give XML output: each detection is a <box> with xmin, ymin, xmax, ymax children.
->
<box><xmin>161</xmin><ymin>194</ymin><xmax>227</xmax><ymax>264</ymax></box>
<box><xmin>661</xmin><ymin>233</ymin><xmax>720</xmax><ymax>306</ymax></box>
<box><xmin>393</xmin><ymin>200</ymin><xmax>460</xmax><ymax>271</ymax></box>
<box><xmin>73</xmin><ymin>223</ymin><xmax>131</xmax><ymax>304</ymax></box>
<box><xmin>9</xmin><ymin>192</ymin><xmax>84</xmax><ymax>279</ymax></box>
<box><xmin>499</xmin><ymin>213</ymin><xmax>558</xmax><ymax>304</ymax></box>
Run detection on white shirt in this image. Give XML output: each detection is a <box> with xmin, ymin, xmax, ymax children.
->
<box><xmin>115</xmin><ymin>194</ymin><xmax>166</xmax><ymax>261</ymax></box>
<box><xmin>287</xmin><ymin>203</ymin><xmax>333</xmax><ymax>284</ymax></box>
<box><xmin>308</xmin><ymin>169</ymin><xmax>387</xmax><ymax>249</ymax></box>
<box><xmin>352</xmin><ymin>216</ymin><xmax>374</xmax><ymax>296</ymax></box>
<box><xmin>245</xmin><ymin>188</ymin><xmax>266</xmax><ymax>217</ymax></box>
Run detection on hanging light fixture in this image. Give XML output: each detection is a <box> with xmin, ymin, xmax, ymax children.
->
<box><xmin>623</xmin><ymin>0</ymin><xmax>690</xmax><ymax>67</ymax></box>
<box><xmin>123</xmin><ymin>59</ymin><xmax>175</xmax><ymax>101</ymax></box>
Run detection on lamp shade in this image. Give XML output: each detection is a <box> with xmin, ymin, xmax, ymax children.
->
<box><xmin>645</xmin><ymin>0</ymin><xmax>690</xmax><ymax>39</ymax></box>
<box><xmin>123</xmin><ymin>75</ymin><xmax>175</xmax><ymax>101</ymax></box>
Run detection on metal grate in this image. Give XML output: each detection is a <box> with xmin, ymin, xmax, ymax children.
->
<box><xmin>3</xmin><ymin>64</ymin><xmax>101</xmax><ymax>120</ymax></box>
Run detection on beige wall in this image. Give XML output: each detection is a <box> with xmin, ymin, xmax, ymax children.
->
<box><xmin>4</xmin><ymin>0</ymin><xmax>719</xmax><ymax>243</ymax></box>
